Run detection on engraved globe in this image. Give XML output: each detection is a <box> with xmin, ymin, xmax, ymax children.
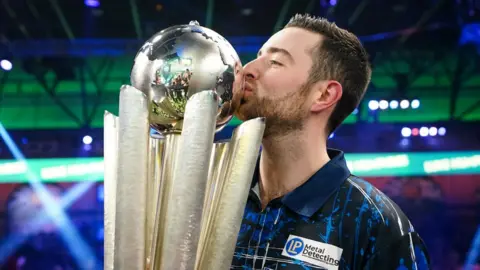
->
<box><xmin>130</xmin><ymin>21</ymin><xmax>242</xmax><ymax>134</ymax></box>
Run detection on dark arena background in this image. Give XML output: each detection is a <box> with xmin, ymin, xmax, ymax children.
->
<box><xmin>0</xmin><ymin>0</ymin><xmax>480</xmax><ymax>269</ymax></box>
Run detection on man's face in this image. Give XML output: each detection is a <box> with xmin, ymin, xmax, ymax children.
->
<box><xmin>234</xmin><ymin>27</ymin><xmax>322</xmax><ymax>137</ymax></box>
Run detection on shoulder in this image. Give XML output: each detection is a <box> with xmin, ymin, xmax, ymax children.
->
<box><xmin>342</xmin><ymin>176</ymin><xmax>431</xmax><ymax>267</ymax></box>
<box><xmin>363</xmin><ymin>230</ymin><xmax>431</xmax><ymax>269</ymax></box>
<box><xmin>307</xmin><ymin>175</ymin><xmax>431</xmax><ymax>268</ymax></box>
<box><xmin>336</xmin><ymin>175</ymin><xmax>426</xmax><ymax>255</ymax></box>
<box><xmin>345</xmin><ymin>175</ymin><xmax>414</xmax><ymax>232</ymax></box>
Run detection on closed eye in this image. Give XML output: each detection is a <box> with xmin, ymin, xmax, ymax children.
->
<box><xmin>270</xmin><ymin>60</ymin><xmax>283</xmax><ymax>66</ymax></box>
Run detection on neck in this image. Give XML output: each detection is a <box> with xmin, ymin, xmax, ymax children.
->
<box><xmin>258</xmin><ymin>127</ymin><xmax>330</xmax><ymax>209</ymax></box>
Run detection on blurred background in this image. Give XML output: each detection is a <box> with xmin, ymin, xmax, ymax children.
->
<box><xmin>0</xmin><ymin>0</ymin><xmax>479</xmax><ymax>269</ymax></box>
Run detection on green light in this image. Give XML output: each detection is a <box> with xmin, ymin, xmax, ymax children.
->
<box><xmin>0</xmin><ymin>151</ymin><xmax>479</xmax><ymax>183</ymax></box>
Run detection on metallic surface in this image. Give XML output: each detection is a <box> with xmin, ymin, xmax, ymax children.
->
<box><xmin>197</xmin><ymin>118</ymin><xmax>265</xmax><ymax>270</ymax></box>
<box><xmin>149</xmin><ymin>134</ymin><xmax>180</xmax><ymax>269</ymax></box>
<box><xmin>145</xmin><ymin>137</ymin><xmax>163</xmax><ymax>260</ymax></box>
<box><xmin>103</xmin><ymin>112</ymin><xmax>119</xmax><ymax>270</ymax></box>
<box><xmin>104</xmin><ymin>22</ymin><xmax>266</xmax><ymax>270</ymax></box>
<box><xmin>114</xmin><ymin>85</ymin><xmax>150</xmax><ymax>270</ymax></box>
<box><xmin>159</xmin><ymin>90</ymin><xmax>218</xmax><ymax>270</ymax></box>
<box><xmin>198</xmin><ymin>141</ymin><xmax>230</xmax><ymax>252</ymax></box>
<box><xmin>130</xmin><ymin>21</ymin><xmax>242</xmax><ymax>134</ymax></box>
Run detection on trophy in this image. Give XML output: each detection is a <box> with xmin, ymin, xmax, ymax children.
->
<box><xmin>103</xmin><ymin>21</ymin><xmax>265</xmax><ymax>270</ymax></box>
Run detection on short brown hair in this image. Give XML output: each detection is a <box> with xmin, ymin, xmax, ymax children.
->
<box><xmin>285</xmin><ymin>14</ymin><xmax>372</xmax><ymax>135</ymax></box>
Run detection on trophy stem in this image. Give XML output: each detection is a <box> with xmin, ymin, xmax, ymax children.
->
<box><xmin>148</xmin><ymin>134</ymin><xmax>181</xmax><ymax>270</ymax></box>
<box><xmin>196</xmin><ymin>142</ymin><xmax>230</xmax><ymax>256</ymax></box>
<box><xmin>103</xmin><ymin>112</ymin><xmax>119</xmax><ymax>270</ymax></box>
<box><xmin>114</xmin><ymin>85</ymin><xmax>150</xmax><ymax>270</ymax></box>
<box><xmin>159</xmin><ymin>91</ymin><xmax>219</xmax><ymax>270</ymax></box>
<box><xmin>196</xmin><ymin>117</ymin><xmax>265</xmax><ymax>270</ymax></box>
<box><xmin>196</xmin><ymin>141</ymin><xmax>230</xmax><ymax>264</ymax></box>
<box><xmin>145</xmin><ymin>136</ymin><xmax>163</xmax><ymax>266</ymax></box>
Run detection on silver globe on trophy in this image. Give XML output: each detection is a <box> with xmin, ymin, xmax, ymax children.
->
<box><xmin>103</xmin><ymin>21</ymin><xmax>265</xmax><ymax>270</ymax></box>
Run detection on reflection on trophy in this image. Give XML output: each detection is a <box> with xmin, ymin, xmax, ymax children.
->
<box><xmin>103</xmin><ymin>21</ymin><xmax>265</xmax><ymax>270</ymax></box>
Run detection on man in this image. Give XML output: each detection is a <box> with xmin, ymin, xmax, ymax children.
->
<box><xmin>231</xmin><ymin>14</ymin><xmax>430</xmax><ymax>270</ymax></box>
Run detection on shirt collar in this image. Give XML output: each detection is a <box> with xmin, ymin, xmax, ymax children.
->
<box><xmin>251</xmin><ymin>148</ymin><xmax>351</xmax><ymax>217</ymax></box>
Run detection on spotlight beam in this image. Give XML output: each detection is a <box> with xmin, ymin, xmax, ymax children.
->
<box><xmin>129</xmin><ymin>0</ymin><xmax>143</xmax><ymax>39</ymax></box>
<box><xmin>398</xmin><ymin>0</ymin><xmax>446</xmax><ymax>44</ymax></box>
<box><xmin>26</xmin><ymin>0</ymin><xmax>41</xmax><ymax>21</ymax></box>
<box><xmin>0</xmin><ymin>123</ymin><xmax>98</xmax><ymax>269</ymax></box>
<box><xmin>0</xmin><ymin>182</ymin><xmax>94</xmax><ymax>265</ymax></box>
<box><xmin>348</xmin><ymin>0</ymin><xmax>371</xmax><ymax>26</ymax></box>
<box><xmin>26</xmin><ymin>0</ymin><xmax>53</xmax><ymax>38</ymax></box>
<box><xmin>1</xmin><ymin>0</ymin><xmax>30</xmax><ymax>38</ymax></box>
<box><xmin>48</xmin><ymin>0</ymin><xmax>75</xmax><ymax>40</ymax></box>
<box><xmin>205</xmin><ymin>0</ymin><xmax>215</xmax><ymax>28</ymax></box>
<box><xmin>273</xmin><ymin>0</ymin><xmax>293</xmax><ymax>33</ymax></box>
<box><xmin>464</xmin><ymin>225</ymin><xmax>480</xmax><ymax>270</ymax></box>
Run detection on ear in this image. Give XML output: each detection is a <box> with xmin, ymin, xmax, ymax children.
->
<box><xmin>310</xmin><ymin>80</ymin><xmax>343</xmax><ymax>113</ymax></box>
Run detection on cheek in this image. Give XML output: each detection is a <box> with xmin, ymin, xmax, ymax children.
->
<box><xmin>261</xmin><ymin>72</ymin><xmax>303</xmax><ymax>97</ymax></box>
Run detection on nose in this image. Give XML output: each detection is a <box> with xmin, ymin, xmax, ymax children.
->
<box><xmin>243</xmin><ymin>59</ymin><xmax>260</xmax><ymax>80</ymax></box>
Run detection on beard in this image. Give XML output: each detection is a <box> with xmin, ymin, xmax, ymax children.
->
<box><xmin>234</xmin><ymin>82</ymin><xmax>311</xmax><ymax>138</ymax></box>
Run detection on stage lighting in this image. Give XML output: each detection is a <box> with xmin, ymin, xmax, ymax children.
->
<box><xmin>438</xmin><ymin>127</ymin><xmax>446</xmax><ymax>136</ymax></box>
<box><xmin>401</xmin><ymin>127</ymin><xmax>412</xmax><ymax>137</ymax></box>
<box><xmin>400</xmin><ymin>138</ymin><xmax>410</xmax><ymax>147</ymax></box>
<box><xmin>411</xmin><ymin>99</ymin><xmax>420</xmax><ymax>109</ymax></box>
<box><xmin>82</xmin><ymin>135</ymin><xmax>93</xmax><ymax>145</ymax></box>
<box><xmin>83</xmin><ymin>144</ymin><xmax>92</xmax><ymax>151</ymax></box>
<box><xmin>368</xmin><ymin>100</ymin><xmax>379</xmax><ymax>110</ymax></box>
<box><xmin>0</xmin><ymin>60</ymin><xmax>12</xmax><ymax>71</ymax></box>
<box><xmin>412</xmin><ymin>128</ymin><xmax>419</xmax><ymax>136</ymax></box>
<box><xmin>401</xmin><ymin>126</ymin><xmax>446</xmax><ymax>137</ymax></box>
<box><xmin>84</xmin><ymin>0</ymin><xmax>100</xmax><ymax>7</ymax></box>
<box><xmin>379</xmin><ymin>100</ymin><xmax>389</xmax><ymax>110</ymax></box>
<box><xmin>369</xmin><ymin>99</ymin><xmax>419</xmax><ymax>111</ymax></box>
<box><xmin>419</xmin><ymin>127</ymin><xmax>429</xmax><ymax>137</ymax></box>
<box><xmin>400</xmin><ymin>100</ymin><xmax>410</xmax><ymax>109</ymax></box>
<box><xmin>389</xmin><ymin>100</ymin><xmax>399</xmax><ymax>109</ymax></box>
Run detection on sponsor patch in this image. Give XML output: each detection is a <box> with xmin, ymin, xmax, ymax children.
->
<box><xmin>282</xmin><ymin>235</ymin><xmax>343</xmax><ymax>270</ymax></box>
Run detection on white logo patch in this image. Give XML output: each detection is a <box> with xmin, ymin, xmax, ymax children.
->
<box><xmin>282</xmin><ymin>235</ymin><xmax>343</xmax><ymax>270</ymax></box>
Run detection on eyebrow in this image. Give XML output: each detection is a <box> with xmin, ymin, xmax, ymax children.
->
<box><xmin>257</xmin><ymin>47</ymin><xmax>295</xmax><ymax>63</ymax></box>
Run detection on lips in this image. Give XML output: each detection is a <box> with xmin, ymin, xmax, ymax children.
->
<box><xmin>243</xmin><ymin>83</ymin><xmax>254</xmax><ymax>93</ymax></box>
